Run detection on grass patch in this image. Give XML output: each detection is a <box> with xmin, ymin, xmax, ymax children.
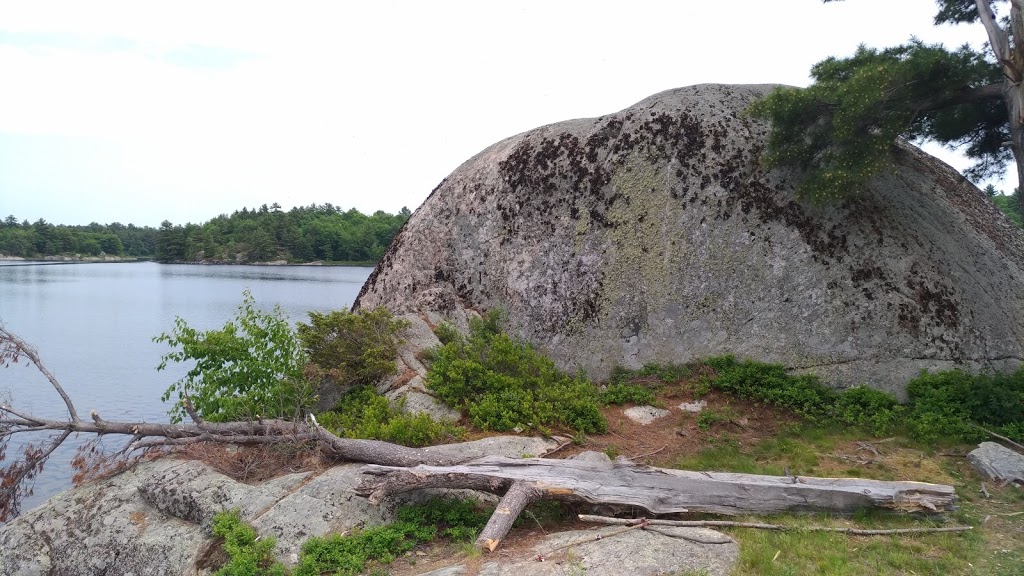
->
<box><xmin>669</xmin><ymin>423</ymin><xmax>1024</xmax><ymax>575</ymax></box>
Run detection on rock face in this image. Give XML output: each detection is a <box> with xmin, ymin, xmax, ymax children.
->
<box><xmin>356</xmin><ymin>84</ymin><xmax>1024</xmax><ymax>394</ymax></box>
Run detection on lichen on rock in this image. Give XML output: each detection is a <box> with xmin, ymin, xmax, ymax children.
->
<box><xmin>355</xmin><ymin>83</ymin><xmax>1024</xmax><ymax>395</ymax></box>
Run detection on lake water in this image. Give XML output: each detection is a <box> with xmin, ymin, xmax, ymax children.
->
<box><xmin>0</xmin><ymin>261</ymin><xmax>372</xmax><ymax>515</ymax></box>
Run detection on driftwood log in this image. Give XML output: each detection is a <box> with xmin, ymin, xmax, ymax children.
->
<box><xmin>355</xmin><ymin>455</ymin><xmax>958</xmax><ymax>552</ymax></box>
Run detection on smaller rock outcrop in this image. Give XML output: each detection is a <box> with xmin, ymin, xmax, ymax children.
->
<box><xmin>967</xmin><ymin>442</ymin><xmax>1024</xmax><ymax>484</ymax></box>
<box><xmin>416</xmin><ymin>525</ymin><xmax>739</xmax><ymax>576</ymax></box>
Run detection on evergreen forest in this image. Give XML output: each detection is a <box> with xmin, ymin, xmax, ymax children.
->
<box><xmin>0</xmin><ymin>203</ymin><xmax>410</xmax><ymax>265</ymax></box>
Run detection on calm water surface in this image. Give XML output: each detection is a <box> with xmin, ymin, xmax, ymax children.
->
<box><xmin>0</xmin><ymin>261</ymin><xmax>371</xmax><ymax>514</ymax></box>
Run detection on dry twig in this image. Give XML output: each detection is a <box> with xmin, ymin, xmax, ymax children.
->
<box><xmin>578</xmin><ymin>515</ymin><xmax>973</xmax><ymax>536</ymax></box>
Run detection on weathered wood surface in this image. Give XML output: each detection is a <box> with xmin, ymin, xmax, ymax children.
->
<box><xmin>356</xmin><ymin>455</ymin><xmax>957</xmax><ymax>515</ymax></box>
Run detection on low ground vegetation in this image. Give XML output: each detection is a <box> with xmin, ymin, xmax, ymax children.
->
<box><xmin>211</xmin><ymin>498</ymin><xmax>489</xmax><ymax>576</ymax></box>
<box><xmin>152</xmin><ymin>301</ymin><xmax>1024</xmax><ymax>574</ymax></box>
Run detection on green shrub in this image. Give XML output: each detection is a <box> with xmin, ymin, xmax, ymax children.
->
<box><xmin>702</xmin><ymin>357</ymin><xmax>902</xmax><ymax>436</ymax></box>
<box><xmin>426</xmin><ymin>311</ymin><xmax>607</xmax><ymax>433</ymax></box>
<box><xmin>297</xmin><ymin>307</ymin><xmax>408</xmax><ymax>388</ymax></box>
<box><xmin>704</xmin><ymin>356</ymin><xmax>836</xmax><ymax>420</ymax></box>
<box><xmin>906</xmin><ymin>368</ymin><xmax>1024</xmax><ymax>443</ymax></box>
<box><xmin>599</xmin><ymin>383</ymin><xmax>656</xmax><ymax>405</ymax></box>
<box><xmin>211</xmin><ymin>510</ymin><xmax>286</xmax><ymax>576</ymax></box>
<box><xmin>702</xmin><ymin>357</ymin><xmax>1024</xmax><ymax>442</ymax></box>
<box><xmin>294</xmin><ymin>498</ymin><xmax>488</xmax><ymax>576</ymax></box>
<box><xmin>833</xmin><ymin>386</ymin><xmax>905</xmax><ymax>436</ymax></box>
<box><xmin>394</xmin><ymin>496</ymin><xmax>490</xmax><ymax>542</ymax></box>
<box><xmin>315</xmin><ymin>386</ymin><xmax>463</xmax><ymax>447</ymax></box>
<box><xmin>156</xmin><ymin>291</ymin><xmax>311</xmax><ymax>423</ymax></box>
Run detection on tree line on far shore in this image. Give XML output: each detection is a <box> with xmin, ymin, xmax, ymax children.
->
<box><xmin>0</xmin><ymin>203</ymin><xmax>410</xmax><ymax>264</ymax></box>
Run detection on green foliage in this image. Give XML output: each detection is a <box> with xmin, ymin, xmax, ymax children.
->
<box><xmin>598</xmin><ymin>383</ymin><xmax>656</xmax><ymax>405</ymax></box>
<box><xmin>705</xmin><ymin>356</ymin><xmax>837</xmax><ymax>421</ymax></box>
<box><xmin>702</xmin><ymin>356</ymin><xmax>904</xmax><ymax>435</ymax></box>
<box><xmin>153</xmin><ymin>203</ymin><xmax>410</xmax><ymax>264</ymax></box>
<box><xmin>701</xmin><ymin>356</ymin><xmax>1024</xmax><ymax>443</ymax></box>
<box><xmin>833</xmin><ymin>386</ymin><xmax>906</xmax><ymax>437</ymax></box>
<box><xmin>294</xmin><ymin>498</ymin><xmax>488</xmax><ymax>576</ymax></box>
<box><xmin>296</xmin><ymin>308</ymin><xmax>408</xmax><ymax>389</ymax></box>
<box><xmin>394</xmin><ymin>496</ymin><xmax>491</xmax><ymax>542</ymax></box>
<box><xmin>315</xmin><ymin>386</ymin><xmax>464</xmax><ymax>447</ymax></box>
<box><xmin>432</xmin><ymin>322</ymin><xmax>462</xmax><ymax>346</ymax></box>
<box><xmin>211</xmin><ymin>510</ymin><xmax>286</xmax><ymax>576</ymax></box>
<box><xmin>426</xmin><ymin>311</ymin><xmax>606</xmax><ymax>434</ymax></box>
<box><xmin>156</xmin><ymin>291</ymin><xmax>311</xmax><ymax>423</ymax></box>
<box><xmin>992</xmin><ymin>192</ymin><xmax>1024</xmax><ymax>228</ymax></box>
<box><xmin>905</xmin><ymin>368</ymin><xmax>1024</xmax><ymax>443</ymax></box>
<box><xmin>748</xmin><ymin>40</ymin><xmax>1006</xmax><ymax>201</ymax></box>
<box><xmin>0</xmin><ymin>216</ymin><xmax>150</xmax><ymax>259</ymax></box>
<box><xmin>696</xmin><ymin>408</ymin><xmax>729</xmax><ymax>431</ymax></box>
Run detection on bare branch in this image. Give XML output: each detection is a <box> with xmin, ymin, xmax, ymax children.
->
<box><xmin>578</xmin><ymin>515</ymin><xmax>974</xmax><ymax>536</ymax></box>
<box><xmin>0</xmin><ymin>325</ymin><xmax>81</xmax><ymax>422</ymax></box>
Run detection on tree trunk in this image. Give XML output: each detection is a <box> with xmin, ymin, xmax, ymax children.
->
<box><xmin>355</xmin><ymin>455</ymin><xmax>957</xmax><ymax>551</ymax></box>
<box><xmin>977</xmin><ymin>0</ymin><xmax>1024</xmax><ymax>193</ymax></box>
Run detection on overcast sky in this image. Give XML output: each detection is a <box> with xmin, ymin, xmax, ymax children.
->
<box><xmin>0</xmin><ymin>0</ymin><xmax>1005</xmax><ymax>227</ymax></box>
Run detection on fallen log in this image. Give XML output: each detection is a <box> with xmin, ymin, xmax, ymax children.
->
<box><xmin>355</xmin><ymin>455</ymin><xmax>958</xmax><ymax>551</ymax></box>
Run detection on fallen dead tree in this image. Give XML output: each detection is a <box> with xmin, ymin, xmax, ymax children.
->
<box><xmin>354</xmin><ymin>455</ymin><xmax>958</xmax><ymax>551</ymax></box>
<box><xmin>1</xmin><ymin>323</ymin><xmax>960</xmax><ymax>554</ymax></box>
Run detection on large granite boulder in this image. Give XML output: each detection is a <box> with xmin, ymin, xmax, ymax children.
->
<box><xmin>355</xmin><ymin>84</ymin><xmax>1024</xmax><ymax>395</ymax></box>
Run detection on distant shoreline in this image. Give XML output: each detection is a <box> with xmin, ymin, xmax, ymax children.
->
<box><xmin>0</xmin><ymin>255</ymin><xmax>375</xmax><ymax>268</ymax></box>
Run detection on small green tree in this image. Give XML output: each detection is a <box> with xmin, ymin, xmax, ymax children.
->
<box><xmin>749</xmin><ymin>1</ymin><xmax>1024</xmax><ymax>202</ymax></box>
<box><xmin>296</xmin><ymin>308</ymin><xmax>408</xmax><ymax>389</ymax></box>
<box><xmin>155</xmin><ymin>291</ymin><xmax>310</xmax><ymax>423</ymax></box>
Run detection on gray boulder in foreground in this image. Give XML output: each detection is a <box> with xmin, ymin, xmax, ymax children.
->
<box><xmin>0</xmin><ymin>436</ymin><xmax>560</xmax><ymax>576</ymax></box>
<box><xmin>355</xmin><ymin>83</ymin><xmax>1024</xmax><ymax>396</ymax></box>
<box><xmin>968</xmin><ymin>441</ymin><xmax>1024</xmax><ymax>483</ymax></box>
<box><xmin>418</xmin><ymin>525</ymin><xmax>738</xmax><ymax>576</ymax></box>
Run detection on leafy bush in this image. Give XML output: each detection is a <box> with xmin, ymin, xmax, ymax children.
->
<box><xmin>833</xmin><ymin>385</ymin><xmax>906</xmax><ymax>437</ymax></box>
<box><xmin>702</xmin><ymin>356</ymin><xmax>904</xmax><ymax>435</ymax></box>
<box><xmin>211</xmin><ymin>510</ymin><xmax>286</xmax><ymax>576</ymax></box>
<box><xmin>156</xmin><ymin>291</ymin><xmax>311</xmax><ymax>423</ymax></box>
<box><xmin>315</xmin><ymin>386</ymin><xmax>463</xmax><ymax>447</ymax></box>
<box><xmin>701</xmin><ymin>356</ymin><xmax>1024</xmax><ymax>442</ymax></box>
<box><xmin>426</xmin><ymin>311</ymin><xmax>607</xmax><ymax>433</ymax></box>
<box><xmin>599</xmin><ymin>383</ymin><xmax>656</xmax><ymax>405</ymax></box>
<box><xmin>705</xmin><ymin>356</ymin><xmax>836</xmax><ymax>421</ymax></box>
<box><xmin>294</xmin><ymin>498</ymin><xmax>488</xmax><ymax>576</ymax></box>
<box><xmin>296</xmin><ymin>307</ymin><xmax>408</xmax><ymax>388</ymax></box>
<box><xmin>906</xmin><ymin>368</ymin><xmax>1024</xmax><ymax>443</ymax></box>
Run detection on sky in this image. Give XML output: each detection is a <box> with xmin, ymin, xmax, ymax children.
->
<box><xmin>0</xmin><ymin>0</ymin><xmax>1006</xmax><ymax>227</ymax></box>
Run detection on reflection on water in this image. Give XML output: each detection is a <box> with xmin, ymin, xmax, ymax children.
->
<box><xmin>0</xmin><ymin>261</ymin><xmax>372</xmax><ymax>515</ymax></box>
